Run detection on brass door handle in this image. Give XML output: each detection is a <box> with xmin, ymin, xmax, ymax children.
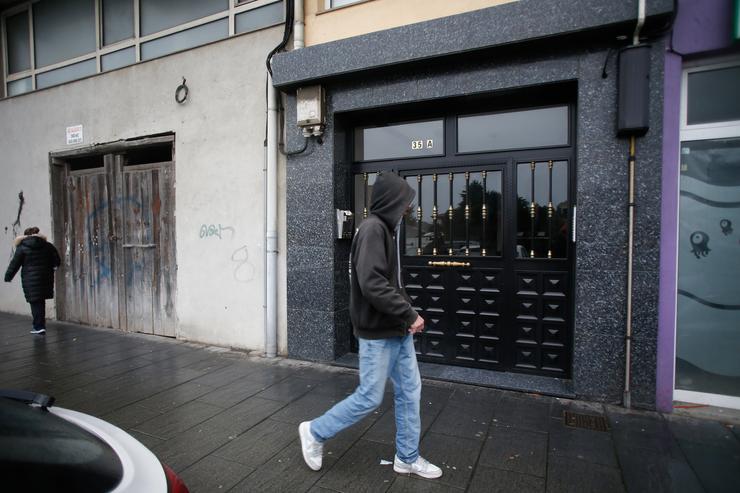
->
<box><xmin>427</xmin><ymin>261</ymin><xmax>471</xmax><ymax>267</ymax></box>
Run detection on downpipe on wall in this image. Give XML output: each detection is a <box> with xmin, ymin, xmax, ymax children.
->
<box><xmin>622</xmin><ymin>0</ymin><xmax>647</xmax><ymax>409</ymax></box>
<box><xmin>263</xmin><ymin>0</ymin><xmax>303</xmax><ymax>357</ymax></box>
<box><xmin>265</xmin><ymin>75</ymin><xmax>279</xmax><ymax>358</ymax></box>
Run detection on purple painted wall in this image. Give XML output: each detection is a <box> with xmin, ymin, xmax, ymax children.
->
<box><xmin>656</xmin><ymin>0</ymin><xmax>737</xmax><ymax>412</ymax></box>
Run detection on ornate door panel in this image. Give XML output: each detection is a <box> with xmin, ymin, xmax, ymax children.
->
<box><xmin>353</xmin><ymin>160</ymin><xmax>573</xmax><ymax>377</ymax></box>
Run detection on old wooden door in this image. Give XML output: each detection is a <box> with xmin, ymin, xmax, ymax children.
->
<box><xmin>62</xmin><ymin>163</ymin><xmax>119</xmax><ymax>328</ymax></box>
<box><xmin>56</xmin><ymin>141</ymin><xmax>176</xmax><ymax>336</ymax></box>
<box><xmin>119</xmin><ymin>158</ymin><xmax>176</xmax><ymax>336</ymax></box>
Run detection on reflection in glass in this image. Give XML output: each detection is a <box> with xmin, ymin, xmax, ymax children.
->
<box><xmin>140</xmin><ymin>0</ymin><xmax>228</xmax><ymax>36</ymax></box>
<box><xmin>33</xmin><ymin>0</ymin><xmax>96</xmax><ymax>67</ymax></box>
<box><xmin>405</xmin><ymin>176</ymin><xmax>419</xmax><ymax>256</ymax></box>
<box><xmin>687</xmin><ymin>66</ymin><xmax>740</xmax><ymax>125</ymax></box>
<box><xmin>516</xmin><ymin>161</ymin><xmax>568</xmax><ymax>258</ymax></box>
<box><xmin>7</xmin><ymin>77</ymin><xmax>32</xmax><ymax>96</ymax></box>
<box><xmin>353</xmin><ymin>172</ymin><xmax>377</xmax><ymax>233</ymax></box>
<box><xmin>676</xmin><ymin>137</ymin><xmax>740</xmax><ymax>398</ymax></box>
<box><xmin>354</xmin><ymin>120</ymin><xmax>444</xmax><ymax>161</ymax></box>
<box><xmin>458</xmin><ymin>106</ymin><xmax>568</xmax><ymax>153</ymax></box>
<box><xmin>102</xmin><ymin>0</ymin><xmax>134</xmax><ymax>45</ymax></box>
<box><xmin>420</xmin><ymin>175</ymin><xmax>435</xmax><ymax>255</ymax></box>
<box><xmin>141</xmin><ymin>19</ymin><xmax>228</xmax><ymax>60</ymax></box>
<box><xmin>101</xmin><ymin>46</ymin><xmax>135</xmax><ymax>72</ymax></box>
<box><xmin>235</xmin><ymin>1</ymin><xmax>284</xmax><ymax>34</ymax></box>
<box><xmin>401</xmin><ymin>171</ymin><xmax>502</xmax><ymax>257</ymax></box>
<box><xmin>6</xmin><ymin>11</ymin><xmax>30</xmax><ymax>74</ymax></box>
<box><xmin>36</xmin><ymin>58</ymin><xmax>96</xmax><ymax>89</ymax></box>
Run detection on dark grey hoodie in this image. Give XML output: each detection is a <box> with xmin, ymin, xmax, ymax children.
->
<box><xmin>350</xmin><ymin>172</ymin><xmax>418</xmax><ymax>339</ymax></box>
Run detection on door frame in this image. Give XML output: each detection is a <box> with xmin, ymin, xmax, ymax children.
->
<box><xmin>49</xmin><ymin>134</ymin><xmax>176</xmax><ymax>333</ymax></box>
<box><xmin>344</xmin><ymin>92</ymin><xmax>578</xmax><ymax>377</ymax></box>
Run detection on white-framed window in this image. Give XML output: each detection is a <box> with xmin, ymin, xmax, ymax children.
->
<box><xmin>1</xmin><ymin>0</ymin><xmax>284</xmax><ymax>97</ymax></box>
<box><xmin>324</xmin><ymin>0</ymin><xmax>364</xmax><ymax>9</ymax></box>
<box><xmin>674</xmin><ymin>57</ymin><xmax>740</xmax><ymax>410</ymax></box>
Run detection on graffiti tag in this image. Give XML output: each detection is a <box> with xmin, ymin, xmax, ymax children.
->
<box><xmin>199</xmin><ymin>224</ymin><xmax>235</xmax><ymax>240</ymax></box>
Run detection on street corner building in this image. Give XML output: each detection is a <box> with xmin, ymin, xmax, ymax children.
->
<box><xmin>1</xmin><ymin>0</ymin><xmax>739</xmax><ymax>414</ymax></box>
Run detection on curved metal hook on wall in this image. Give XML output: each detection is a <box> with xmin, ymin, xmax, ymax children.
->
<box><xmin>175</xmin><ymin>77</ymin><xmax>189</xmax><ymax>104</ymax></box>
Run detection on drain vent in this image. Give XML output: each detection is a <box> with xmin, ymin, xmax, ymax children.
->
<box><xmin>563</xmin><ymin>411</ymin><xmax>610</xmax><ymax>432</ymax></box>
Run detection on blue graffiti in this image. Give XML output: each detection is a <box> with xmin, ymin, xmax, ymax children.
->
<box><xmin>86</xmin><ymin>196</ymin><xmax>142</xmax><ymax>284</ymax></box>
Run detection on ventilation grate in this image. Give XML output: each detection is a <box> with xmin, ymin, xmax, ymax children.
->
<box><xmin>563</xmin><ymin>411</ymin><xmax>610</xmax><ymax>432</ymax></box>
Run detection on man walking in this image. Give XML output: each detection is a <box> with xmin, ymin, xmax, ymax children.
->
<box><xmin>299</xmin><ymin>172</ymin><xmax>442</xmax><ymax>479</ymax></box>
<box><xmin>4</xmin><ymin>227</ymin><xmax>61</xmax><ymax>335</ymax></box>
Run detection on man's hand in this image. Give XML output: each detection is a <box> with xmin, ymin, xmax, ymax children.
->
<box><xmin>409</xmin><ymin>314</ymin><xmax>425</xmax><ymax>334</ymax></box>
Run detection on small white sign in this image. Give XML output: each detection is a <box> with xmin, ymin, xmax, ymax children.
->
<box><xmin>66</xmin><ymin>125</ymin><xmax>83</xmax><ymax>145</ymax></box>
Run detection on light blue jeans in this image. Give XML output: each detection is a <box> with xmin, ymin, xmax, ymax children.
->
<box><xmin>310</xmin><ymin>334</ymin><xmax>422</xmax><ymax>463</ymax></box>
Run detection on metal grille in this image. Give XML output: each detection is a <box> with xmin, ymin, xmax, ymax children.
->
<box><xmin>563</xmin><ymin>411</ymin><xmax>610</xmax><ymax>432</ymax></box>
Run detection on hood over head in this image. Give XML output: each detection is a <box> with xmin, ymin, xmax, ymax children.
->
<box><xmin>370</xmin><ymin>172</ymin><xmax>416</xmax><ymax>229</ymax></box>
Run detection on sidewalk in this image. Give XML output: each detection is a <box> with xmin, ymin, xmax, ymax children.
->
<box><xmin>1</xmin><ymin>312</ymin><xmax>738</xmax><ymax>493</ymax></box>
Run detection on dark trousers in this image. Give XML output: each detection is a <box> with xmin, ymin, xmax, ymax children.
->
<box><xmin>30</xmin><ymin>300</ymin><xmax>46</xmax><ymax>330</ymax></box>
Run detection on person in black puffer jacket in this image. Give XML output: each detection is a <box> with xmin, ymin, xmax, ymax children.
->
<box><xmin>4</xmin><ymin>227</ymin><xmax>61</xmax><ymax>335</ymax></box>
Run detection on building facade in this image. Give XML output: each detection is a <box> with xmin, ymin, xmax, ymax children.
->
<box><xmin>0</xmin><ymin>0</ymin><xmax>290</xmax><ymax>353</ymax></box>
<box><xmin>273</xmin><ymin>0</ymin><xmax>675</xmax><ymax>410</ymax></box>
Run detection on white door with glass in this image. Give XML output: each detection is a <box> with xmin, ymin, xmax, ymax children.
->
<box><xmin>675</xmin><ymin>60</ymin><xmax>740</xmax><ymax>409</ymax></box>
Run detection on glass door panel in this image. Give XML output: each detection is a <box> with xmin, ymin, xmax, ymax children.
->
<box><xmin>516</xmin><ymin>160</ymin><xmax>569</xmax><ymax>259</ymax></box>
<box><xmin>676</xmin><ymin>137</ymin><xmax>740</xmax><ymax>398</ymax></box>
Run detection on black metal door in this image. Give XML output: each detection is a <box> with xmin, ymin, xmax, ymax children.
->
<box><xmin>353</xmin><ymin>159</ymin><xmax>572</xmax><ymax>378</ymax></box>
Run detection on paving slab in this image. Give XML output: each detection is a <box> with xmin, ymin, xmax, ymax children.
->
<box><xmin>480</xmin><ymin>425</ymin><xmax>548</xmax><ymax>477</ymax></box>
<box><xmin>468</xmin><ymin>465</ymin><xmax>545</xmax><ymax>493</ymax></box>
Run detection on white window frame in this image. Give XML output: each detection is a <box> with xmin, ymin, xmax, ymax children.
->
<box><xmin>324</xmin><ymin>0</ymin><xmax>365</xmax><ymax>10</ymax></box>
<box><xmin>1</xmin><ymin>0</ymin><xmax>283</xmax><ymax>97</ymax></box>
<box><xmin>674</xmin><ymin>56</ymin><xmax>740</xmax><ymax>410</ymax></box>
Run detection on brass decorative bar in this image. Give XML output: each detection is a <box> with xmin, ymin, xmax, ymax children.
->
<box><xmin>427</xmin><ymin>260</ymin><xmax>471</xmax><ymax>267</ymax></box>
<box><xmin>416</xmin><ymin>175</ymin><xmax>422</xmax><ymax>255</ymax></box>
<box><xmin>363</xmin><ymin>172</ymin><xmax>369</xmax><ymax>219</ymax></box>
<box><xmin>547</xmin><ymin>160</ymin><xmax>554</xmax><ymax>260</ymax></box>
<box><xmin>482</xmin><ymin>170</ymin><xmax>487</xmax><ymax>257</ymax></box>
<box><xmin>432</xmin><ymin>173</ymin><xmax>438</xmax><ymax>256</ymax></box>
<box><xmin>448</xmin><ymin>172</ymin><xmax>454</xmax><ymax>256</ymax></box>
<box><xmin>530</xmin><ymin>161</ymin><xmax>536</xmax><ymax>258</ymax></box>
<box><xmin>465</xmin><ymin>171</ymin><xmax>470</xmax><ymax>257</ymax></box>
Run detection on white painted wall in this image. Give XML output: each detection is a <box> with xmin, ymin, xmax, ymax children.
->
<box><xmin>0</xmin><ymin>29</ymin><xmax>289</xmax><ymax>355</ymax></box>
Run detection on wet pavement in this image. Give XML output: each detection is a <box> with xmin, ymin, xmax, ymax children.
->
<box><xmin>1</xmin><ymin>312</ymin><xmax>739</xmax><ymax>492</ymax></box>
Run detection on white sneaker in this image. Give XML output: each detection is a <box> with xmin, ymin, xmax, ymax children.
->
<box><xmin>393</xmin><ymin>455</ymin><xmax>443</xmax><ymax>479</ymax></box>
<box><xmin>299</xmin><ymin>421</ymin><xmax>323</xmax><ymax>471</ymax></box>
<box><xmin>30</xmin><ymin>328</ymin><xmax>46</xmax><ymax>335</ymax></box>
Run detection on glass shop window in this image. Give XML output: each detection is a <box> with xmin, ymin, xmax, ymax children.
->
<box><xmin>6</xmin><ymin>10</ymin><xmax>31</xmax><ymax>74</ymax></box>
<box><xmin>687</xmin><ymin>66</ymin><xmax>740</xmax><ymax>125</ymax></box>
<box><xmin>458</xmin><ymin>106</ymin><xmax>569</xmax><ymax>153</ymax></box>
<box><xmin>139</xmin><ymin>0</ymin><xmax>228</xmax><ymax>36</ymax></box>
<box><xmin>33</xmin><ymin>0</ymin><xmax>96</xmax><ymax>68</ymax></box>
<box><xmin>676</xmin><ymin>61</ymin><xmax>740</xmax><ymax>403</ymax></box>
<box><xmin>354</xmin><ymin>119</ymin><xmax>444</xmax><ymax>162</ymax></box>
